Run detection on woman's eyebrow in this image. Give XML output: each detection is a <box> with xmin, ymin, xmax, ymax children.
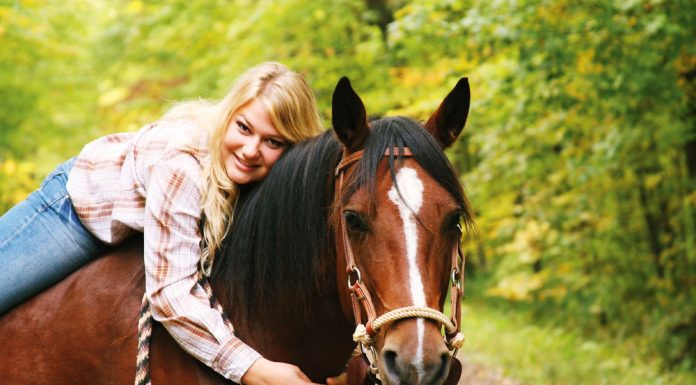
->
<box><xmin>238</xmin><ymin>114</ymin><xmax>255</xmax><ymax>130</ymax></box>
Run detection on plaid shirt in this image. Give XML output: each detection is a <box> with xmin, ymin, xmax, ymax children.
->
<box><xmin>66</xmin><ymin>121</ymin><xmax>261</xmax><ymax>382</ymax></box>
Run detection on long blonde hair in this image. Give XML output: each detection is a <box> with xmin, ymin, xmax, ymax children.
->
<box><xmin>163</xmin><ymin>62</ymin><xmax>324</xmax><ymax>274</ymax></box>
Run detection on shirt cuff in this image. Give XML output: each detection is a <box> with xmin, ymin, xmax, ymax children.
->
<box><xmin>212</xmin><ymin>338</ymin><xmax>263</xmax><ymax>383</ymax></box>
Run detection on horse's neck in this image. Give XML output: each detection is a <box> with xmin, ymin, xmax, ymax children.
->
<box><xmin>213</xmin><ymin>277</ymin><xmax>354</xmax><ymax>380</ymax></box>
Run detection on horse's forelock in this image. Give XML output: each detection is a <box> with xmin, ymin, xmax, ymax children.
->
<box><xmin>343</xmin><ymin>117</ymin><xmax>472</xmax><ymax>225</ymax></box>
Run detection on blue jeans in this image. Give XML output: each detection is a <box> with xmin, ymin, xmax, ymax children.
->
<box><xmin>0</xmin><ymin>158</ymin><xmax>106</xmax><ymax>313</ymax></box>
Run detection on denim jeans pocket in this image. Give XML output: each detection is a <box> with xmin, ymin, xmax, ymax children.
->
<box><xmin>38</xmin><ymin>158</ymin><xmax>75</xmax><ymax>206</ymax></box>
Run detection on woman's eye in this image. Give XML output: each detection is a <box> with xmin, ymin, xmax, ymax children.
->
<box><xmin>344</xmin><ymin>211</ymin><xmax>369</xmax><ymax>233</ymax></box>
<box><xmin>266</xmin><ymin>138</ymin><xmax>287</xmax><ymax>149</ymax></box>
<box><xmin>237</xmin><ymin>121</ymin><xmax>251</xmax><ymax>133</ymax></box>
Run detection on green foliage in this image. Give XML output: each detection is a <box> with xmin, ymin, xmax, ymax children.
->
<box><xmin>0</xmin><ymin>0</ymin><xmax>694</xmax><ymax>373</ymax></box>
<box><xmin>393</xmin><ymin>0</ymin><xmax>696</xmax><ymax>369</ymax></box>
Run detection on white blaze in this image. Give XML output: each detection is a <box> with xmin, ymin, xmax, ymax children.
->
<box><xmin>387</xmin><ymin>167</ymin><xmax>426</xmax><ymax>373</ymax></box>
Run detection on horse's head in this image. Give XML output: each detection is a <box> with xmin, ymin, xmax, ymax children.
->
<box><xmin>331</xmin><ymin>77</ymin><xmax>473</xmax><ymax>385</ymax></box>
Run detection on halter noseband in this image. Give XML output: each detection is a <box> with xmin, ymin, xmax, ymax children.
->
<box><xmin>335</xmin><ymin>147</ymin><xmax>466</xmax><ymax>382</ymax></box>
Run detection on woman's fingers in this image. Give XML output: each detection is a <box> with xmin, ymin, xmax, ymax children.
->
<box><xmin>326</xmin><ymin>372</ymin><xmax>346</xmax><ymax>385</ymax></box>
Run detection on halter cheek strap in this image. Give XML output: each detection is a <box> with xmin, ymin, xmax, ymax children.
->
<box><xmin>347</xmin><ymin>230</ymin><xmax>466</xmax><ymax>351</ymax></box>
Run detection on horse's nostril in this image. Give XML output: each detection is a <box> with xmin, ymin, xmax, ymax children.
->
<box><xmin>383</xmin><ymin>349</ymin><xmax>399</xmax><ymax>376</ymax></box>
<box><xmin>381</xmin><ymin>348</ymin><xmax>453</xmax><ymax>384</ymax></box>
<box><xmin>436</xmin><ymin>352</ymin><xmax>451</xmax><ymax>380</ymax></box>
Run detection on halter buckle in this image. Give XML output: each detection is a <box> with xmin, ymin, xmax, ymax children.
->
<box><xmin>451</xmin><ymin>267</ymin><xmax>461</xmax><ymax>291</ymax></box>
<box><xmin>347</xmin><ymin>266</ymin><xmax>363</xmax><ymax>288</ymax></box>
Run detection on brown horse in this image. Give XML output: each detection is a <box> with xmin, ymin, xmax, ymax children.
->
<box><xmin>0</xmin><ymin>77</ymin><xmax>473</xmax><ymax>385</ymax></box>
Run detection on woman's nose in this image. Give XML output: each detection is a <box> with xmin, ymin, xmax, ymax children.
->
<box><xmin>241</xmin><ymin>138</ymin><xmax>261</xmax><ymax>159</ymax></box>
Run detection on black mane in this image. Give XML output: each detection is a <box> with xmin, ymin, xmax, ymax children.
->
<box><xmin>212</xmin><ymin>117</ymin><xmax>473</xmax><ymax>328</ymax></box>
<box><xmin>212</xmin><ymin>131</ymin><xmax>341</xmax><ymax>327</ymax></box>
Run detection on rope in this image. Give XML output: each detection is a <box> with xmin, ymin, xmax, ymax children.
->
<box><xmin>134</xmin><ymin>274</ymin><xmax>229</xmax><ymax>385</ymax></box>
<box><xmin>198</xmin><ymin>274</ymin><xmax>233</xmax><ymax>330</ymax></box>
<box><xmin>135</xmin><ymin>293</ymin><xmax>153</xmax><ymax>385</ymax></box>
<box><xmin>352</xmin><ymin>306</ymin><xmax>465</xmax><ymax>350</ymax></box>
<box><xmin>374</xmin><ymin>306</ymin><xmax>456</xmax><ymax>333</ymax></box>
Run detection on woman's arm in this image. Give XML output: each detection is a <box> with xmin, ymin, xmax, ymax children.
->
<box><xmin>143</xmin><ymin>154</ymin><xmax>262</xmax><ymax>382</ymax></box>
<box><xmin>143</xmin><ymin>151</ymin><xmax>324</xmax><ymax>384</ymax></box>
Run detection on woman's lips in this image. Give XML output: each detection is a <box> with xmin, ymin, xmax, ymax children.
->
<box><xmin>234</xmin><ymin>154</ymin><xmax>259</xmax><ymax>172</ymax></box>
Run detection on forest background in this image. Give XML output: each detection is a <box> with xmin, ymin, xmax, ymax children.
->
<box><xmin>1</xmin><ymin>1</ymin><xmax>694</xmax><ymax>383</ymax></box>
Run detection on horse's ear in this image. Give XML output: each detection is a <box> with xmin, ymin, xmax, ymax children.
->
<box><xmin>332</xmin><ymin>77</ymin><xmax>369</xmax><ymax>152</ymax></box>
<box><xmin>424</xmin><ymin>78</ymin><xmax>470</xmax><ymax>149</ymax></box>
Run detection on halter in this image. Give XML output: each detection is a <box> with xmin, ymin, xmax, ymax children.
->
<box><xmin>335</xmin><ymin>147</ymin><xmax>465</xmax><ymax>383</ymax></box>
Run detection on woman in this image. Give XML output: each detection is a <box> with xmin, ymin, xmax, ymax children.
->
<box><xmin>0</xmin><ymin>62</ymin><xmax>330</xmax><ymax>384</ymax></box>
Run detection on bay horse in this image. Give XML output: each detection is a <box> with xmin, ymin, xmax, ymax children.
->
<box><xmin>0</xmin><ymin>77</ymin><xmax>473</xmax><ymax>385</ymax></box>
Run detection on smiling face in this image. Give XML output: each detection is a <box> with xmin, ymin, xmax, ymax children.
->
<box><xmin>221</xmin><ymin>99</ymin><xmax>289</xmax><ymax>185</ymax></box>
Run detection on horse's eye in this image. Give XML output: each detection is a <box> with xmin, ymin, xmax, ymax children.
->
<box><xmin>344</xmin><ymin>211</ymin><xmax>369</xmax><ymax>233</ymax></box>
<box><xmin>445</xmin><ymin>211</ymin><xmax>463</xmax><ymax>232</ymax></box>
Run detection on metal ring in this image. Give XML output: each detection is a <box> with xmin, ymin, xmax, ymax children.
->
<box><xmin>451</xmin><ymin>268</ymin><xmax>462</xmax><ymax>291</ymax></box>
<box><xmin>347</xmin><ymin>266</ymin><xmax>362</xmax><ymax>288</ymax></box>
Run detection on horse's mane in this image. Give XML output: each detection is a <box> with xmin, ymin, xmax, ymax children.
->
<box><xmin>212</xmin><ymin>117</ymin><xmax>474</xmax><ymax>329</ymax></box>
<box><xmin>212</xmin><ymin>131</ymin><xmax>342</xmax><ymax>328</ymax></box>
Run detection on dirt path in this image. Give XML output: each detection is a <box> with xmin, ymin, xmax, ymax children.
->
<box><xmin>457</xmin><ymin>354</ymin><xmax>519</xmax><ymax>385</ymax></box>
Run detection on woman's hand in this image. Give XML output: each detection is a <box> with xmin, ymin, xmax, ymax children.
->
<box><xmin>241</xmin><ymin>358</ymin><xmax>322</xmax><ymax>385</ymax></box>
<box><xmin>326</xmin><ymin>372</ymin><xmax>346</xmax><ymax>385</ymax></box>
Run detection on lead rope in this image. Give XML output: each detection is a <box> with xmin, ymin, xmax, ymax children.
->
<box><xmin>134</xmin><ymin>273</ymin><xmax>230</xmax><ymax>385</ymax></box>
<box><xmin>135</xmin><ymin>293</ymin><xmax>153</xmax><ymax>385</ymax></box>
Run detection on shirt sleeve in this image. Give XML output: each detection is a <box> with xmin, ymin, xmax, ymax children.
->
<box><xmin>142</xmin><ymin>150</ymin><xmax>261</xmax><ymax>383</ymax></box>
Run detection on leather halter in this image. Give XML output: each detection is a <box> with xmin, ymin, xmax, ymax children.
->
<box><xmin>335</xmin><ymin>147</ymin><xmax>465</xmax><ymax>383</ymax></box>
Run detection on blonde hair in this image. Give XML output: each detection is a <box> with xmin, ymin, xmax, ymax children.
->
<box><xmin>163</xmin><ymin>62</ymin><xmax>324</xmax><ymax>274</ymax></box>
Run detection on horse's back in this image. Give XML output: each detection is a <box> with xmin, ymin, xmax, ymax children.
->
<box><xmin>0</xmin><ymin>236</ymin><xmax>229</xmax><ymax>385</ymax></box>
